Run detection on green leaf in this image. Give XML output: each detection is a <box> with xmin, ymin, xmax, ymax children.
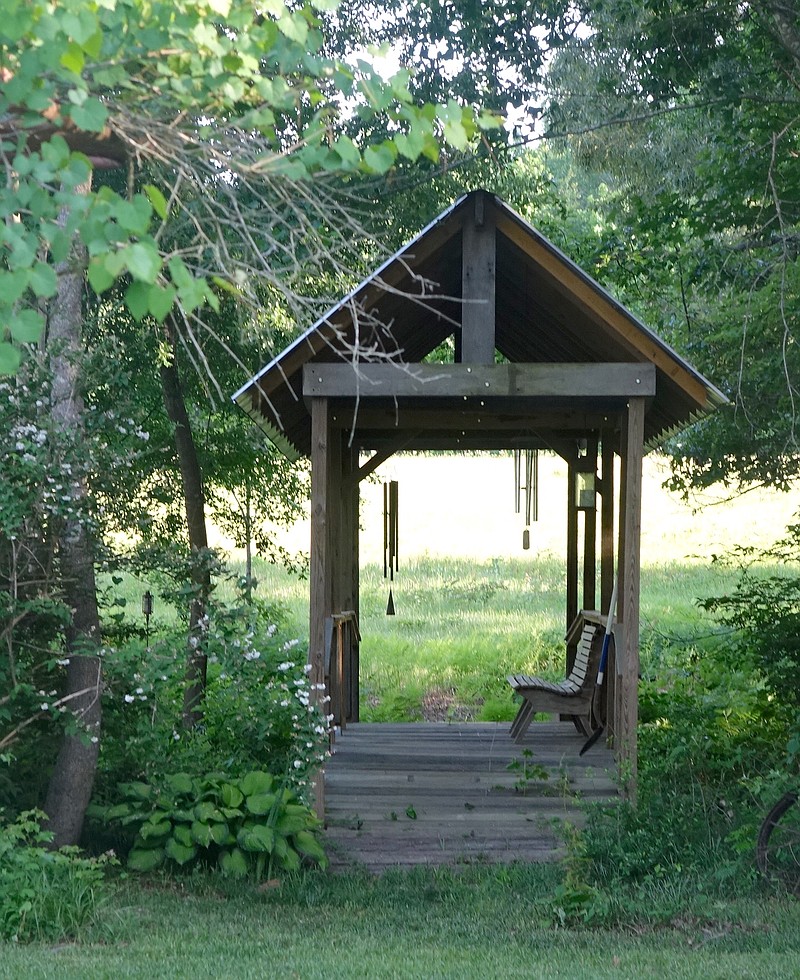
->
<box><xmin>275</xmin><ymin>812</ymin><xmax>311</xmax><ymax>835</ymax></box>
<box><xmin>221</xmin><ymin>783</ymin><xmax>244</xmax><ymax>808</ymax></box>
<box><xmin>166</xmin><ymin>773</ymin><xmax>195</xmax><ymax>796</ymax></box>
<box><xmin>239</xmin><ymin>772</ymin><xmax>274</xmax><ymax>796</ymax></box>
<box><xmin>191</xmin><ymin>820</ymin><xmax>213</xmax><ymax>847</ymax></box>
<box><xmin>165</xmin><ymin>837</ymin><xmax>197</xmax><ymax>866</ymax></box>
<box><xmin>125</xmin><ymin>281</ymin><xmax>150</xmax><ymax>321</ymax></box>
<box><xmin>172</xmin><ymin>824</ymin><xmax>194</xmax><ymax>847</ymax></box>
<box><xmin>87</xmin><ymin>256</ymin><xmax>116</xmax><ymax>294</ymax></box>
<box><xmin>194</xmin><ymin>801</ymin><xmax>225</xmax><ymax>823</ymax></box>
<box><xmin>125</xmin><ymin>241</ymin><xmax>161</xmax><ymax>283</ymax></box>
<box><xmin>148</xmin><ymin>283</ymin><xmax>177</xmax><ymax>322</ymax></box>
<box><xmin>115</xmin><ymin>197</ymin><xmax>152</xmax><ymax>236</ymax></box>
<box><xmin>128</xmin><ymin>847</ymin><xmax>165</xmax><ymax>872</ymax></box>
<box><xmin>68</xmin><ymin>97</ymin><xmax>109</xmax><ymax>133</ymax></box>
<box><xmin>245</xmin><ymin>793</ymin><xmax>276</xmax><ymax>815</ymax></box>
<box><xmin>60</xmin><ymin>43</ymin><xmax>85</xmax><ymax>75</ymax></box>
<box><xmin>143</xmin><ymin>184</ymin><xmax>168</xmax><ymax>221</ymax></box>
<box><xmin>10</xmin><ymin>310</ymin><xmax>45</xmax><ymax>344</ymax></box>
<box><xmin>363</xmin><ymin>142</ymin><xmax>397</xmax><ymax>175</ymax></box>
<box><xmin>0</xmin><ymin>270</ymin><xmax>29</xmax><ymax>305</ymax></box>
<box><xmin>218</xmin><ymin>847</ymin><xmax>249</xmax><ymax>877</ymax></box>
<box><xmin>139</xmin><ymin>820</ymin><xmax>171</xmax><ymax>842</ymax></box>
<box><xmin>28</xmin><ymin>262</ymin><xmax>57</xmax><ymax>298</ymax></box>
<box><xmin>237</xmin><ymin>824</ymin><xmax>275</xmax><ymax>853</ymax></box>
<box><xmin>121</xmin><ymin>781</ymin><xmax>153</xmax><ymax>801</ymax></box>
<box><xmin>277</xmin><ymin>844</ymin><xmax>301</xmax><ymax>871</ymax></box>
<box><xmin>293</xmin><ymin>830</ymin><xmax>326</xmax><ymax>864</ymax></box>
<box><xmin>209</xmin><ymin>822</ymin><xmax>231</xmax><ymax>846</ymax></box>
<box><xmin>103</xmin><ymin>803</ymin><xmax>133</xmax><ymax>822</ymax></box>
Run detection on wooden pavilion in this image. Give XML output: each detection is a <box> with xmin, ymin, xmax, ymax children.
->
<box><xmin>233</xmin><ymin>189</ymin><xmax>726</xmax><ymax>811</ymax></box>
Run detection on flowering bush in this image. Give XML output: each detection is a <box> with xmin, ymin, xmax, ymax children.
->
<box><xmin>94</xmin><ymin>594</ymin><xmax>330</xmax><ymax>805</ymax></box>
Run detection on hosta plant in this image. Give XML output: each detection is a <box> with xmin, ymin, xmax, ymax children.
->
<box><xmin>89</xmin><ymin>770</ymin><xmax>326</xmax><ymax>879</ymax></box>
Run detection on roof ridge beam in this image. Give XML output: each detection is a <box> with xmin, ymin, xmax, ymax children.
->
<box><xmin>460</xmin><ymin>190</ymin><xmax>496</xmax><ymax>364</ymax></box>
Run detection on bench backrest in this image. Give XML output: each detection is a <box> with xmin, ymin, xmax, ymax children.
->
<box><xmin>566</xmin><ymin>624</ymin><xmax>602</xmax><ymax>690</ymax></box>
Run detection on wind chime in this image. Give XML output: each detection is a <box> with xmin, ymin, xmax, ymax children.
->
<box><xmin>513</xmin><ymin>449</ymin><xmax>538</xmax><ymax>549</ymax></box>
<box><xmin>383</xmin><ymin>480</ymin><xmax>399</xmax><ymax>614</ymax></box>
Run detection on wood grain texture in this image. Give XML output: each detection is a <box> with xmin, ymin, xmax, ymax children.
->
<box><xmin>322</xmin><ymin>722</ymin><xmax>616</xmax><ymax>871</ymax></box>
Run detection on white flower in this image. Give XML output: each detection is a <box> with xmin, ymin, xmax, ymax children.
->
<box><xmin>90</xmin><ymin>736</ymin><xmax>99</xmax><ymax>744</ymax></box>
<box><xmin>277</xmin><ymin>661</ymin><xmax>293</xmax><ymax>672</ymax></box>
<box><xmin>282</xmin><ymin>638</ymin><xmax>300</xmax><ymax>652</ymax></box>
<box><xmin>293</xmin><ymin>760</ymin><xmax>302</xmax><ymax>769</ymax></box>
<box><xmin>40</xmin><ymin>702</ymin><xmax>48</xmax><ymax>711</ymax></box>
<box><xmin>304</xmin><ymin>663</ymin><xmax>312</xmax><ymax>674</ymax></box>
<box><xmin>135</xmin><ymin>687</ymin><xmax>144</xmax><ymax>694</ymax></box>
<box><xmin>124</xmin><ymin>694</ymin><xmax>135</xmax><ymax>703</ymax></box>
<box><xmin>267</xmin><ymin>624</ymin><xmax>277</xmax><ymax>637</ymax></box>
<box><xmin>56</xmin><ymin>658</ymin><xmax>70</xmax><ymax>667</ymax></box>
<box><xmin>173</xmin><ymin>731</ymin><xmax>180</xmax><ymax>741</ymax></box>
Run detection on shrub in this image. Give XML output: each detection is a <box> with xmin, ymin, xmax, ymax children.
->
<box><xmin>0</xmin><ymin>810</ymin><xmax>114</xmax><ymax>943</ymax></box>
<box><xmin>89</xmin><ymin>770</ymin><xmax>326</xmax><ymax>880</ymax></box>
<box><xmin>95</xmin><ymin>594</ymin><xmax>329</xmax><ymax>799</ymax></box>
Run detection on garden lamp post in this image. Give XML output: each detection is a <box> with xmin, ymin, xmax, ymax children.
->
<box><xmin>142</xmin><ymin>590</ymin><xmax>153</xmax><ymax>649</ymax></box>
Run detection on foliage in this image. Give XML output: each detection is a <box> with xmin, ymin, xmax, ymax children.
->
<box><xmin>0</xmin><ymin>809</ymin><xmax>114</xmax><ymax>943</ymax></box>
<box><xmin>93</xmin><ymin>585</ymin><xmax>329</xmax><ymax>797</ymax></box>
<box><xmin>0</xmin><ymin>0</ymin><xmax>497</xmax><ymax>376</ymax></box>
<box><xmin>89</xmin><ymin>770</ymin><xmax>326</xmax><ymax>880</ymax></box>
<box><xmin>544</xmin><ymin>0</ymin><xmax>800</xmax><ymax>491</ymax></box>
<box><xmin>699</xmin><ymin>521</ymin><xmax>800</xmax><ymax>708</ymax></box>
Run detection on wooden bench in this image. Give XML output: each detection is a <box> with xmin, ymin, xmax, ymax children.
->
<box><xmin>508</xmin><ymin>613</ymin><xmax>607</xmax><ymax>743</ymax></box>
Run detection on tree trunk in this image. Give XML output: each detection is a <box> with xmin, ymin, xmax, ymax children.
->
<box><xmin>43</xmin><ymin>177</ymin><xmax>103</xmax><ymax>848</ymax></box>
<box><xmin>159</xmin><ymin>318</ymin><xmax>211</xmax><ymax>729</ymax></box>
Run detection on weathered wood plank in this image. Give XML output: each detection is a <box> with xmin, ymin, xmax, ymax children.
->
<box><xmin>303</xmin><ymin>363</ymin><xmax>656</xmax><ymax>400</ymax></box>
<box><xmin>461</xmin><ymin>193</ymin><xmax>496</xmax><ymax>364</ymax></box>
<box><xmin>323</xmin><ymin>722</ymin><xmax>616</xmax><ymax>871</ymax></box>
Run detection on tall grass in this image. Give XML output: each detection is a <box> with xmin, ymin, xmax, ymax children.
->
<box><xmin>239</xmin><ymin>550</ymin><xmax>763</xmax><ymax>723</ymax></box>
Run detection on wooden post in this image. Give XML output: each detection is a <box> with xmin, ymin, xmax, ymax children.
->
<box><xmin>461</xmin><ymin>191</ymin><xmax>496</xmax><ymax>364</ymax></box>
<box><xmin>582</xmin><ymin>437</ymin><xmax>598</xmax><ymax>612</ymax></box>
<box><xmin>600</xmin><ymin>427</ymin><xmax>616</xmax><ymax>737</ymax></box>
<box><xmin>616</xmin><ymin>398</ymin><xmax>644</xmax><ymax>800</ymax></box>
<box><xmin>565</xmin><ymin>452</ymin><xmax>579</xmax><ymax>680</ymax></box>
<box><xmin>309</xmin><ymin>397</ymin><xmax>333</xmax><ymax>819</ymax></box>
<box><xmin>342</xmin><ymin>443</ymin><xmax>360</xmax><ymax>722</ymax></box>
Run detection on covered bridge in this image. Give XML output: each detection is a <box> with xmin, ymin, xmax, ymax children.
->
<box><xmin>233</xmin><ymin>188</ymin><xmax>725</xmax><ymax>810</ymax></box>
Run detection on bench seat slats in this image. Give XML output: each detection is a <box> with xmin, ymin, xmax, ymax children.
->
<box><xmin>507</xmin><ymin>617</ymin><xmax>609</xmax><ymax>744</ymax></box>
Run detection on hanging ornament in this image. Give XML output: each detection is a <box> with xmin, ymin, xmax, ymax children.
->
<box><xmin>513</xmin><ymin>449</ymin><xmax>538</xmax><ymax>549</ymax></box>
<box><xmin>383</xmin><ymin>480</ymin><xmax>399</xmax><ymax>615</ymax></box>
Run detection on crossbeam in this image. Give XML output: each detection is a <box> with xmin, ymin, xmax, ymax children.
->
<box><xmin>303</xmin><ymin>362</ymin><xmax>655</xmax><ymax>400</ymax></box>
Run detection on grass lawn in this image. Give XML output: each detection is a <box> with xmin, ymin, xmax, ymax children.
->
<box><xmin>2</xmin><ymin>868</ymin><xmax>799</xmax><ymax>979</ymax></box>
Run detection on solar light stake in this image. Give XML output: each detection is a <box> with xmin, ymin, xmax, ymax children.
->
<box><xmin>142</xmin><ymin>590</ymin><xmax>154</xmax><ymax>649</ymax></box>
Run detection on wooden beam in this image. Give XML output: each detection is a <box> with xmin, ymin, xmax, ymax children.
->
<box><xmin>304</xmin><ymin>362</ymin><xmax>656</xmax><ymax>401</ymax></box>
<box><xmin>616</xmin><ymin>398</ymin><xmax>644</xmax><ymax>801</ymax></box>
<box><xmin>582</xmin><ymin>438</ymin><xmax>598</xmax><ymax>611</ymax></box>
<box><xmin>355</xmin><ymin>433</ymin><xmax>420</xmax><ymax>482</ymax></box>
<box><xmin>600</xmin><ymin>427</ymin><xmax>616</xmax><ymax>615</ymax></box>
<box><xmin>309</xmin><ymin>397</ymin><xmax>333</xmax><ymax>819</ymax></box>
<box><xmin>566</xmin><ymin>455</ymin><xmax>579</xmax><ymax>658</ymax></box>
<box><xmin>461</xmin><ymin>191</ymin><xmax>496</xmax><ymax>363</ymax></box>
<box><xmin>336</xmin><ymin>405</ymin><xmax>614</xmax><ymax>433</ymax></box>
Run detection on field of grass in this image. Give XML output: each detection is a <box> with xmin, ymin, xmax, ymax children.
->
<box><xmin>212</xmin><ymin>452</ymin><xmax>796</xmax><ymax>723</ymax></box>
<box><xmin>2</xmin><ymin>868</ymin><xmax>799</xmax><ymax>979</ymax></box>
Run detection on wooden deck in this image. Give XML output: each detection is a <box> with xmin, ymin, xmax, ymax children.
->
<box><xmin>323</xmin><ymin>721</ymin><xmax>617</xmax><ymax>872</ymax></box>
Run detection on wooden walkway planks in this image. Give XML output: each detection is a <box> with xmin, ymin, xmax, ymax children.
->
<box><xmin>323</xmin><ymin>721</ymin><xmax>617</xmax><ymax>871</ymax></box>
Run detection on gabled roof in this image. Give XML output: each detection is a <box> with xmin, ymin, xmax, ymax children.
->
<box><xmin>233</xmin><ymin>189</ymin><xmax>726</xmax><ymax>459</ymax></box>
